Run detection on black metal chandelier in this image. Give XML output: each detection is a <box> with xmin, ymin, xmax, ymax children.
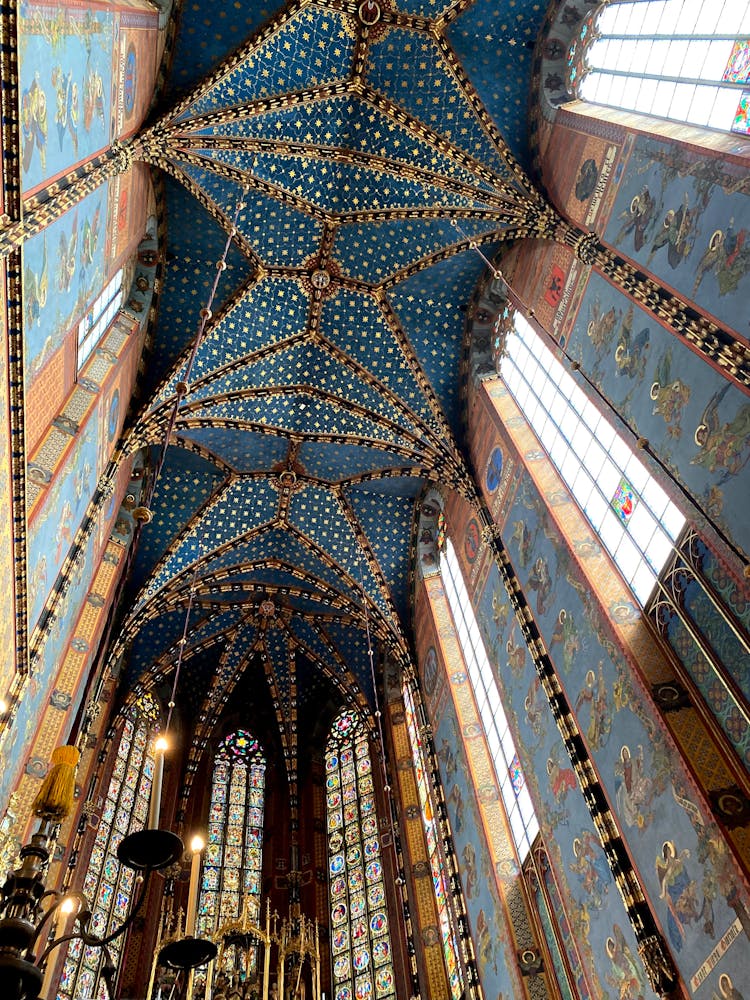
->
<box><xmin>0</xmin><ymin>742</ymin><xmax>217</xmax><ymax>1000</ymax></box>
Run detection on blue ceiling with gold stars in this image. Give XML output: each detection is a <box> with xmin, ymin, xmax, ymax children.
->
<box><xmin>121</xmin><ymin>0</ymin><xmax>547</xmax><ymax>773</ymax></box>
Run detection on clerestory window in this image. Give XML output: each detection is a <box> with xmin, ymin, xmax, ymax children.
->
<box><xmin>568</xmin><ymin>0</ymin><xmax>750</xmax><ymax>134</ymax></box>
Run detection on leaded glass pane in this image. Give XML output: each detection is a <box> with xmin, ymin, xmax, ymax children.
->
<box><xmin>196</xmin><ymin>731</ymin><xmax>266</xmax><ymax>939</ymax></box>
<box><xmin>326</xmin><ymin>710</ymin><xmax>396</xmax><ymax>1000</ymax></box>
<box><xmin>441</xmin><ymin>538</ymin><xmax>540</xmax><ymax>859</ymax></box>
<box><xmin>571</xmin><ymin>0</ymin><xmax>750</xmax><ymax>132</ymax></box>
<box><xmin>56</xmin><ymin>694</ymin><xmax>160</xmax><ymax>1000</ymax></box>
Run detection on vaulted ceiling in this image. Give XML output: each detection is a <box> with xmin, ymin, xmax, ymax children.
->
<box><xmin>116</xmin><ymin>0</ymin><xmax>548</xmax><ymax>781</ymax></box>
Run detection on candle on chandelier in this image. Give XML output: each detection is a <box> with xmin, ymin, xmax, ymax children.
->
<box><xmin>185</xmin><ymin>834</ymin><xmax>205</xmax><ymax>937</ymax></box>
<box><xmin>148</xmin><ymin>736</ymin><xmax>169</xmax><ymax>829</ymax></box>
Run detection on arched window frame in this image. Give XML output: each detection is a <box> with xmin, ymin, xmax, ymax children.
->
<box><xmin>57</xmin><ymin>695</ymin><xmax>161</xmax><ymax>1000</ymax></box>
<box><xmin>326</xmin><ymin>709</ymin><xmax>396</xmax><ymax>1000</ymax></box>
<box><xmin>497</xmin><ymin>311</ymin><xmax>685</xmax><ymax>605</ymax></box>
<box><xmin>438</xmin><ymin>529</ymin><xmax>540</xmax><ymax>862</ymax></box>
<box><xmin>197</xmin><ymin>729</ymin><xmax>266</xmax><ymax>937</ymax></box>
<box><xmin>568</xmin><ymin>0</ymin><xmax>750</xmax><ymax>134</ymax></box>
<box><xmin>401</xmin><ymin>680</ymin><xmax>464</xmax><ymax>1000</ymax></box>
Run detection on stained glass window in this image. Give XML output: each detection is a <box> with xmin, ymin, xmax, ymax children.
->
<box><xmin>326</xmin><ymin>709</ymin><xmax>396</xmax><ymax>1000</ymax></box>
<box><xmin>197</xmin><ymin>730</ymin><xmax>266</xmax><ymax>937</ymax></box>
<box><xmin>57</xmin><ymin>694</ymin><xmax>160</xmax><ymax>1000</ymax></box>
<box><xmin>569</xmin><ymin>1</ymin><xmax>750</xmax><ymax>133</ymax></box>
<box><xmin>497</xmin><ymin>313</ymin><xmax>685</xmax><ymax>604</ymax></box>
<box><xmin>402</xmin><ymin>682</ymin><xmax>464</xmax><ymax>1000</ymax></box>
<box><xmin>440</xmin><ymin>538</ymin><xmax>540</xmax><ymax>861</ymax></box>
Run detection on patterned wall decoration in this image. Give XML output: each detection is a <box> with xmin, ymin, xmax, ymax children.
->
<box><xmin>564</xmin><ymin>267</ymin><xmax>750</xmax><ymax>559</ymax></box>
<box><xmin>386</xmin><ymin>683</ymin><xmax>453</xmax><ymax>1000</ymax></box>
<box><xmin>601</xmin><ymin>133</ymin><xmax>750</xmax><ymax>339</ymax></box>
<box><xmin>18</xmin><ymin>1</ymin><xmax>114</xmax><ymax>196</ymax></box>
<box><xmin>27</xmin><ymin>397</ymin><xmax>100</xmax><ymax>630</ymax></box>
<box><xmin>22</xmin><ymin>183</ymin><xmax>110</xmax><ymax>386</ymax></box>
<box><xmin>0</xmin><ymin>261</ymin><xmax>15</xmax><ymax>699</ymax></box>
<box><xmin>420</xmin><ymin>576</ymin><xmax>528</xmax><ymax>1000</ymax></box>
<box><xmin>0</xmin><ymin>527</ymin><xmax>97</xmax><ymax>814</ymax></box>
<box><xmin>471</xmin><ymin>383</ymin><xmax>750</xmax><ymax>1000</ymax></box>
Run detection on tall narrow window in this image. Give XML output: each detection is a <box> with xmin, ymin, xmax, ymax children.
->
<box><xmin>498</xmin><ymin>313</ymin><xmax>685</xmax><ymax>604</ymax></box>
<box><xmin>197</xmin><ymin>730</ymin><xmax>266</xmax><ymax>937</ymax></box>
<box><xmin>77</xmin><ymin>269</ymin><xmax>123</xmax><ymax>372</ymax></box>
<box><xmin>440</xmin><ymin>534</ymin><xmax>540</xmax><ymax>861</ymax></box>
<box><xmin>568</xmin><ymin>0</ymin><xmax>750</xmax><ymax>134</ymax></box>
<box><xmin>402</xmin><ymin>681</ymin><xmax>464</xmax><ymax>1000</ymax></box>
<box><xmin>57</xmin><ymin>694</ymin><xmax>161</xmax><ymax>1000</ymax></box>
<box><xmin>326</xmin><ymin>709</ymin><xmax>396</xmax><ymax>1000</ymax></box>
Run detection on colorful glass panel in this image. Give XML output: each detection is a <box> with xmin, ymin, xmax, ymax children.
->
<box><xmin>509</xmin><ymin>753</ymin><xmax>525</xmax><ymax>794</ymax></box>
<box><xmin>326</xmin><ymin>710</ymin><xmax>395</xmax><ymax>1000</ymax></box>
<box><xmin>611</xmin><ymin>476</ymin><xmax>638</xmax><ymax>525</ymax></box>
<box><xmin>56</xmin><ymin>694</ymin><xmax>160</xmax><ymax>1000</ymax></box>
<box><xmin>196</xmin><ymin>732</ymin><xmax>266</xmax><ymax>938</ymax></box>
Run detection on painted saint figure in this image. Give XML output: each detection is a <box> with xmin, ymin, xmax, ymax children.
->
<box><xmin>714</xmin><ymin>973</ymin><xmax>745</xmax><ymax>1000</ymax></box>
<box><xmin>655</xmin><ymin>840</ymin><xmax>700</xmax><ymax>951</ymax></box>
<box><xmin>569</xmin><ymin>829</ymin><xmax>610</xmax><ymax>909</ymax></box>
<box><xmin>51</xmin><ymin>65</ymin><xmax>79</xmax><ymax>155</ymax></box>
<box><xmin>574</xmin><ymin>661</ymin><xmax>611</xmax><ymax>749</ymax></box>
<box><xmin>605</xmin><ymin>924</ymin><xmax>647</xmax><ymax>1000</ymax></box>
<box><xmin>647</xmin><ymin>193</ymin><xmax>696</xmax><ymax>268</ymax></box>
<box><xmin>21</xmin><ymin>72</ymin><xmax>48</xmax><ymax>173</ymax></box>
<box><xmin>547</xmin><ymin>748</ymin><xmax>576</xmax><ymax>803</ymax></box>
<box><xmin>614</xmin><ymin>745</ymin><xmax>654</xmax><ymax>831</ymax></box>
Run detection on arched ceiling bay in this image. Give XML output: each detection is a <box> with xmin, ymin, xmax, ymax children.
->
<box><xmin>120</xmin><ymin>0</ymin><xmax>548</xmax><ymax>776</ymax></box>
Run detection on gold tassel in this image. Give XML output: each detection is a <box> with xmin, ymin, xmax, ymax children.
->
<box><xmin>32</xmin><ymin>745</ymin><xmax>80</xmax><ymax>820</ymax></box>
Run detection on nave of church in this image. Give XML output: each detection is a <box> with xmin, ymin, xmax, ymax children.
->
<box><xmin>0</xmin><ymin>0</ymin><xmax>749</xmax><ymax>999</ymax></box>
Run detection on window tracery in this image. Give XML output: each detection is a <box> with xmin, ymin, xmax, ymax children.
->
<box><xmin>57</xmin><ymin>694</ymin><xmax>161</xmax><ymax>1000</ymax></box>
<box><xmin>401</xmin><ymin>681</ymin><xmax>464</xmax><ymax>1000</ymax></box>
<box><xmin>326</xmin><ymin>709</ymin><xmax>396</xmax><ymax>1000</ymax></box>
<box><xmin>197</xmin><ymin>729</ymin><xmax>266</xmax><ymax>936</ymax></box>
<box><xmin>568</xmin><ymin>1</ymin><xmax>750</xmax><ymax>133</ymax></box>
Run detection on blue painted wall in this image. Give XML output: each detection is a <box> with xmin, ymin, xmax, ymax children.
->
<box><xmin>470</xmin><ymin>408</ymin><xmax>750</xmax><ymax>999</ymax></box>
<box><xmin>19</xmin><ymin>2</ymin><xmax>114</xmax><ymax>195</ymax></box>
<box><xmin>565</xmin><ymin>269</ymin><xmax>750</xmax><ymax>562</ymax></box>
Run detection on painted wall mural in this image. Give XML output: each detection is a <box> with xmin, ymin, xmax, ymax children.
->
<box><xmin>428</xmin><ymin>663</ymin><xmax>521</xmax><ymax>1000</ymax></box>
<box><xmin>530</xmin><ymin>111</ymin><xmax>750</xmax><ymax>565</ymax></box>
<box><xmin>19</xmin><ymin>0</ymin><xmax>114</xmax><ymax>195</ymax></box>
<box><xmin>0</xmin><ymin>527</ymin><xmax>97</xmax><ymax>814</ymax></box>
<box><xmin>22</xmin><ymin>183</ymin><xmax>110</xmax><ymax>386</ymax></box>
<box><xmin>471</xmin><ymin>553</ymin><xmax>656</xmax><ymax>1000</ymax></box>
<box><xmin>564</xmin><ymin>266</ymin><xmax>750</xmax><ymax>563</ymax></box>
<box><xmin>471</xmin><ymin>388</ymin><xmax>750</xmax><ymax>1000</ymax></box>
<box><xmin>0</xmin><ymin>265</ymin><xmax>15</xmax><ymax>700</ymax></box>
<box><xmin>27</xmin><ymin>395</ymin><xmax>100</xmax><ymax>630</ymax></box>
<box><xmin>602</xmin><ymin>134</ymin><xmax>750</xmax><ymax>338</ymax></box>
